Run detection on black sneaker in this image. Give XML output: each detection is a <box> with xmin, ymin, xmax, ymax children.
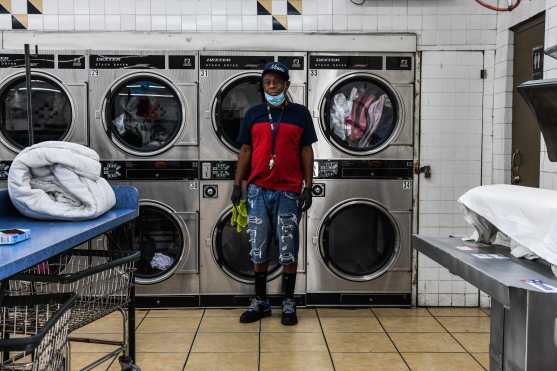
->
<box><xmin>239</xmin><ymin>297</ymin><xmax>271</xmax><ymax>323</ymax></box>
<box><xmin>281</xmin><ymin>298</ymin><xmax>298</xmax><ymax>326</ymax></box>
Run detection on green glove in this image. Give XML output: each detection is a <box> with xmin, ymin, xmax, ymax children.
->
<box><xmin>231</xmin><ymin>199</ymin><xmax>248</xmax><ymax>233</ymax></box>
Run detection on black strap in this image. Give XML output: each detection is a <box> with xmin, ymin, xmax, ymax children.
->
<box><xmin>267</xmin><ymin>104</ymin><xmax>286</xmax><ymax>158</ymax></box>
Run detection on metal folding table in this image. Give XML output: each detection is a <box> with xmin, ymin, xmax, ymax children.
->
<box><xmin>414</xmin><ymin>235</ymin><xmax>557</xmax><ymax>371</ymax></box>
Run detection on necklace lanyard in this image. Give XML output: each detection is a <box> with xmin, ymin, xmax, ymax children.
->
<box><xmin>267</xmin><ymin>104</ymin><xmax>285</xmax><ymax>170</ymax></box>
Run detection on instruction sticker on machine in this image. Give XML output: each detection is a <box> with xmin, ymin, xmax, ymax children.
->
<box><xmin>521</xmin><ymin>279</ymin><xmax>557</xmax><ymax>293</ymax></box>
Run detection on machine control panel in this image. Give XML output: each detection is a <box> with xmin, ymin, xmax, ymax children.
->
<box><xmin>90</xmin><ymin>54</ymin><xmax>166</xmax><ymax>69</ymax></box>
<box><xmin>309</xmin><ymin>55</ymin><xmax>413</xmax><ymax>71</ymax></box>
<box><xmin>311</xmin><ymin>183</ymin><xmax>325</xmax><ymax>197</ymax></box>
<box><xmin>203</xmin><ymin>185</ymin><xmax>219</xmax><ymax>198</ymax></box>
<box><xmin>101</xmin><ymin>161</ymin><xmax>199</xmax><ymax>180</ymax></box>
<box><xmin>277</xmin><ymin>56</ymin><xmax>305</xmax><ymax>70</ymax></box>
<box><xmin>58</xmin><ymin>55</ymin><xmax>86</xmax><ymax>69</ymax></box>
<box><xmin>314</xmin><ymin>160</ymin><xmax>413</xmax><ymax>179</ymax></box>
<box><xmin>0</xmin><ymin>54</ymin><xmax>54</xmax><ymax>68</ymax></box>
<box><xmin>169</xmin><ymin>55</ymin><xmax>196</xmax><ymax>69</ymax></box>
<box><xmin>200</xmin><ymin>55</ymin><xmax>273</xmax><ymax>70</ymax></box>
<box><xmin>200</xmin><ymin>161</ymin><xmax>236</xmax><ymax>180</ymax></box>
<box><xmin>310</xmin><ymin>55</ymin><xmax>383</xmax><ymax>70</ymax></box>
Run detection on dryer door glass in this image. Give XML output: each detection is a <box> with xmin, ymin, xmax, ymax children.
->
<box><xmin>214</xmin><ymin>75</ymin><xmax>262</xmax><ymax>152</ymax></box>
<box><xmin>108</xmin><ymin>77</ymin><xmax>183</xmax><ymax>155</ymax></box>
<box><xmin>215</xmin><ymin>210</ymin><xmax>280</xmax><ymax>283</ymax></box>
<box><xmin>0</xmin><ymin>76</ymin><xmax>72</xmax><ymax>149</ymax></box>
<box><xmin>321</xmin><ymin>203</ymin><xmax>397</xmax><ymax>280</ymax></box>
<box><xmin>322</xmin><ymin>76</ymin><xmax>398</xmax><ymax>155</ymax></box>
<box><xmin>108</xmin><ymin>204</ymin><xmax>184</xmax><ymax>285</ymax></box>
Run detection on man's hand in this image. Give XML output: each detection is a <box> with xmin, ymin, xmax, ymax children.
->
<box><xmin>299</xmin><ymin>187</ymin><xmax>312</xmax><ymax>212</ymax></box>
<box><xmin>231</xmin><ymin>184</ymin><xmax>242</xmax><ymax>205</ymax></box>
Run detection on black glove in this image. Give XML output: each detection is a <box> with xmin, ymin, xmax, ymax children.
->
<box><xmin>231</xmin><ymin>184</ymin><xmax>242</xmax><ymax>205</ymax></box>
<box><xmin>299</xmin><ymin>187</ymin><xmax>312</xmax><ymax>212</ymax></box>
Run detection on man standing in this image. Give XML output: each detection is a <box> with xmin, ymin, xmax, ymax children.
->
<box><xmin>231</xmin><ymin>61</ymin><xmax>317</xmax><ymax>326</ymax></box>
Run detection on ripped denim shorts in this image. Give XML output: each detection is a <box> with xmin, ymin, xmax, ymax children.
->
<box><xmin>246</xmin><ymin>183</ymin><xmax>301</xmax><ymax>265</ymax></box>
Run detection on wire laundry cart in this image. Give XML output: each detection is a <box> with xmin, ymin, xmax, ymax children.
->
<box><xmin>0</xmin><ymin>293</ymin><xmax>75</xmax><ymax>371</ymax></box>
<box><xmin>7</xmin><ymin>243</ymin><xmax>141</xmax><ymax>371</ymax></box>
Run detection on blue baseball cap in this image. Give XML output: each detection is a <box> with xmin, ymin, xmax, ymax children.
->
<box><xmin>262</xmin><ymin>61</ymin><xmax>289</xmax><ymax>81</ymax></box>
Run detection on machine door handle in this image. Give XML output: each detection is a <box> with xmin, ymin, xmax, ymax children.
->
<box><xmin>511</xmin><ymin>149</ymin><xmax>521</xmax><ymax>185</ymax></box>
<box><xmin>414</xmin><ymin>161</ymin><xmax>431</xmax><ymax>178</ymax></box>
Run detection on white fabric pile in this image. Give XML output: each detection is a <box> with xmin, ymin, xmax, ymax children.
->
<box><xmin>8</xmin><ymin>141</ymin><xmax>115</xmax><ymax>220</ymax></box>
<box><xmin>458</xmin><ymin>184</ymin><xmax>557</xmax><ymax>277</ymax></box>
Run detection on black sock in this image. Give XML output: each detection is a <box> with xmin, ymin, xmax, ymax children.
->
<box><xmin>282</xmin><ymin>272</ymin><xmax>296</xmax><ymax>299</ymax></box>
<box><xmin>254</xmin><ymin>271</ymin><xmax>267</xmax><ymax>299</ymax></box>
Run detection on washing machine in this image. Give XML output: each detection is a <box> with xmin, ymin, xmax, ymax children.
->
<box><xmin>308</xmin><ymin>52</ymin><xmax>414</xmax><ymax>160</ymax></box>
<box><xmin>306</xmin><ymin>159</ymin><xmax>413</xmax><ymax>306</ymax></box>
<box><xmin>199</xmin><ymin>51</ymin><xmax>306</xmax><ymax>161</ymax></box>
<box><xmin>98</xmin><ymin>160</ymin><xmax>200</xmax><ymax>307</ymax></box>
<box><xmin>199</xmin><ymin>161</ymin><xmax>306</xmax><ymax>307</ymax></box>
<box><xmin>89</xmin><ymin>51</ymin><xmax>198</xmax><ymax>160</ymax></box>
<box><xmin>0</xmin><ymin>50</ymin><xmax>88</xmax><ymax>185</ymax></box>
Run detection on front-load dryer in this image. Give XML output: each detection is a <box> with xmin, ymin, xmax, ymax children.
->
<box><xmin>306</xmin><ymin>159</ymin><xmax>413</xmax><ymax>306</ymax></box>
<box><xmin>0</xmin><ymin>51</ymin><xmax>88</xmax><ymax>183</ymax></box>
<box><xmin>89</xmin><ymin>51</ymin><xmax>198</xmax><ymax>160</ymax></box>
<box><xmin>308</xmin><ymin>52</ymin><xmax>414</xmax><ymax>160</ymax></box>
<box><xmin>199</xmin><ymin>161</ymin><xmax>306</xmax><ymax>307</ymax></box>
<box><xmin>98</xmin><ymin>160</ymin><xmax>200</xmax><ymax>307</ymax></box>
<box><xmin>199</xmin><ymin>51</ymin><xmax>306</xmax><ymax>161</ymax></box>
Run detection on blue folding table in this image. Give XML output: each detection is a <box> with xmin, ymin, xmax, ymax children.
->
<box><xmin>0</xmin><ymin>186</ymin><xmax>139</xmax><ymax>364</ymax></box>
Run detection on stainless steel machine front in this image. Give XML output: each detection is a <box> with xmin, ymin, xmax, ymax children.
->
<box><xmin>199</xmin><ymin>51</ymin><xmax>306</xmax><ymax>161</ymax></box>
<box><xmin>89</xmin><ymin>51</ymin><xmax>198</xmax><ymax>161</ymax></box>
<box><xmin>199</xmin><ymin>161</ymin><xmax>305</xmax><ymax>306</ymax></box>
<box><xmin>99</xmin><ymin>160</ymin><xmax>200</xmax><ymax>307</ymax></box>
<box><xmin>306</xmin><ymin>160</ymin><xmax>413</xmax><ymax>305</ymax></box>
<box><xmin>0</xmin><ymin>50</ymin><xmax>88</xmax><ymax>161</ymax></box>
<box><xmin>308</xmin><ymin>52</ymin><xmax>414</xmax><ymax>160</ymax></box>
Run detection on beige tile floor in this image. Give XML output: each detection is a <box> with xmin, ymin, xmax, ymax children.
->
<box><xmin>69</xmin><ymin>307</ymin><xmax>490</xmax><ymax>371</ymax></box>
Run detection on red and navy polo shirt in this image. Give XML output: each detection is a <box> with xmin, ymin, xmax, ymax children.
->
<box><xmin>237</xmin><ymin>102</ymin><xmax>317</xmax><ymax>193</ymax></box>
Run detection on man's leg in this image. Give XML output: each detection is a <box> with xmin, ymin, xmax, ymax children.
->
<box><xmin>240</xmin><ymin>184</ymin><xmax>272</xmax><ymax>323</ymax></box>
<box><xmin>276</xmin><ymin>192</ymin><xmax>301</xmax><ymax>326</ymax></box>
<box><xmin>254</xmin><ymin>262</ymin><xmax>269</xmax><ymax>300</ymax></box>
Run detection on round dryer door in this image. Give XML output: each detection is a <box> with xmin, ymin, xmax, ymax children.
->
<box><xmin>106</xmin><ymin>75</ymin><xmax>183</xmax><ymax>156</ymax></box>
<box><xmin>321</xmin><ymin>74</ymin><xmax>400</xmax><ymax>155</ymax></box>
<box><xmin>0</xmin><ymin>75</ymin><xmax>72</xmax><ymax>150</ymax></box>
<box><xmin>213</xmin><ymin>74</ymin><xmax>263</xmax><ymax>152</ymax></box>
<box><xmin>213</xmin><ymin>208</ymin><xmax>281</xmax><ymax>284</ymax></box>
<box><xmin>319</xmin><ymin>200</ymin><xmax>400</xmax><ymax>281</ymax></box>
<box><xmin>107</xmin><ymin>202</ymin><xmax>187</xmax><ymax>285</ymax></box>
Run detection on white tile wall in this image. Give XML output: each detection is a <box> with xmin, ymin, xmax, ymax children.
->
<box><xmin>418</xmin><ymin>50</ymin><xmax>485</xmax><ymax>307</ymax></box>
<box><xmin>0</xmin><ymin>0</ymin><xmax>500</xmax><ymax>39</ymax></box>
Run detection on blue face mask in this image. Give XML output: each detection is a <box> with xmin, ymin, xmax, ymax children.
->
<box><xmin>264</xmin><ymin>91</ymin><xmax>286</xmax><ymax>106</ymax></box>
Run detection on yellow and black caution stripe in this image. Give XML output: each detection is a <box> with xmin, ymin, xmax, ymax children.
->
<box><xmin>272</xmin><ymin>15</ymin><xmax>287</xmax><ymax>31</ymax></box>
<box><xmin>287</xmin><ymin>0</ymin><xmax>302</xmax><ymax>15</ymax></box>
<box><xmin>28</xmin><ymin>0</ymin><xmax>43</xmax><ymax>15</ymax></box>
<box><xmin>257</xmin><ymin>0</ymin><xmax>271</xmax><ymax>15</ymax></box>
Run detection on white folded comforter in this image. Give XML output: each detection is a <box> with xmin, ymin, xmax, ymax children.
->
<box><xmin>8</xmin><ymin>141</ymin><xmax>115</xmax><ymax>220</ymax></box>
<box><xmin>458</xmin><ymin>184</ymin><xmax>557</xmax><ymax>268</ymax></box>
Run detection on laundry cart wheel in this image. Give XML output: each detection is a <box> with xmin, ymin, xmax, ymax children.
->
<box><xmin>119</xmin><ymin>355</ymin><xmax>142</xmax><ymax>371</ymax></box>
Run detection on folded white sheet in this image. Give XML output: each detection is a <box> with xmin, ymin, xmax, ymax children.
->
<box><xmin>458</xmin><ymin>184</ymin><xmax>557</xmax><ymax>267</ymax></box>
<box><xmin>8</xmin><ymin>141</ymin><xmax>115</xmax><ymax>220</ymax></box>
